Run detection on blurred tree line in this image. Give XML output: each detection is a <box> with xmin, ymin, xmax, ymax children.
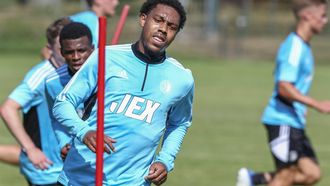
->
<box><xmin>8</xmin><ymin>0</ymin><xmax>329</xmax><ymax>60</ymax></box>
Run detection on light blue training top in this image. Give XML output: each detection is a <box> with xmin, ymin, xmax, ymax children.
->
<box><xmin>53</xmin><ymin>44</ymin><xmax>194</xmax><ymax>186</ymax></box>
<box><xmin>9</xmin><ymin>60</ymin><xmax>63</xmax><ymax>184</ymax></box>
<box><xmin>45</xmin><ymin>64</ymin><xmax>81</xmax><ymax>149</ymax></box>
<box><xmin>262</xmin><ymin>32</ymin><xmax>314</xmax><ymax>129</ymax></box>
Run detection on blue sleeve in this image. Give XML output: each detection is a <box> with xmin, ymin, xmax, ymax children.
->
<box><xmin>276</xmin><ymin>38</ymin><xmax>303</xmax><ymax>83</ymax></box>
<box><xmin>53</xmin><ymin>51</ymin><xmax>98</xmax><ymax>142</ymax></box>
<box><xmin>9</xmin><ymin>83</ymin><xmax>42</xmax><ymax>113</ymax></box>
<box><xmin>45</xmin><ymin>83</ymin><xmax>72</xmax><ymax>148</ymax></box>
<box><xmin>9</xmin><ymin>62</ymin><xmax>49</xmax><ymax>113</ymax></box>
<box><xmin>155</xmin><ymin>83</ymin><xmax>194</xmax><ymax>172</ymax></box>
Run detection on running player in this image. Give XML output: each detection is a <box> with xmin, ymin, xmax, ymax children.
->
<box><xmin>70</xmin><ymin>0</ymin><xmax>119</xmax><ymax>46</ymax></box>
<box><xmin>236</xmin><ymin>0</ymin><xmax>330</xmax><ymax>186</ymax></box>
<box><xmin>53</xmin><ymin>0</ymin><xmax>193</xmax><ymax>185</ymax></box>
<box><xmin>41</xmin><ymin>0</ymin><xmax>120</xmax><ymax>60</ymax></box>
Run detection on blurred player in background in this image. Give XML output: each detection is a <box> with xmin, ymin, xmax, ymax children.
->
<box><xmin>53</xmin><ymin>0</ymin><xmax>193</xmax><ymax>185</ymax></box>
<box><xmin>45</xmin><ymin>22</ymin><xmax>94</xmax><ymax>160</ymax></box>
<box><xmin>0</xmin><ymin>17</ymin><xmax>71</xmax><ymax>186</ymax></box>
<box><xmin>71</xmin><ymin>0</ymin><xmax>119</xmax><ymax>46</ymax></box>
<box><xmin>236</xmin><ymin>0</ymin><xmax>330</xmax><ymax>186</ymax></box>
<box><xmin>41</xmin><ymin>0</ymin><xmax>120</xmax><ymax>59</ymax></box>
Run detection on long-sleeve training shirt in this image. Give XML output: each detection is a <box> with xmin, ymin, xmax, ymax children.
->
<box><xmin>53</xmin><ymin>44</ymin><xmax>194</xmax><ymax>186</ymax></box>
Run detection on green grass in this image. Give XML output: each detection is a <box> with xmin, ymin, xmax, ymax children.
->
<box><xmin>1</xmin><ymin>55</ymin><xmax>330</xmax><ymax>185</ymax></box>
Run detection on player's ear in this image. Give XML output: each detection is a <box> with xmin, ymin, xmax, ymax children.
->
<box><xmin>139</xmin><ymin>13</ymin><xmax>147</xmax><ymax>27</ymax></box>
<box><xmin>300</xmin><ymin>8</ymin><xmax>313</xmax><ymax>21</ymax></box>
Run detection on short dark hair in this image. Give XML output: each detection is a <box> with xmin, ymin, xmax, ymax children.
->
<box><xmin>140</xmin><ymin>0</ymin><xmax>187</xmax><ymax>30</ymax></box>
<box><xmin>46</xmin><ymin>17</ymin><xmax>71</xmax><ymax>46</ymax></box>
<box><xmin>59</xmin><ymin>22</ymin><xmax>93</xmax><ymax>46</ymax></box>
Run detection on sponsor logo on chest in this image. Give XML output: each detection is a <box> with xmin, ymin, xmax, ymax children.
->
<box><xmin>109</xmin><ymin>94</ymin><xmax>160</xmax><ymax>123</ymax></box>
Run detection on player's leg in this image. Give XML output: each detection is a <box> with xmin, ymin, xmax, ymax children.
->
<box><xmin>293</xmin><ymin>157</ymin><xmax>321</xmax><ymax>185</ymax></box>
<box><xmin>265</xmin><ymin>124</ymin><xmax>297</xmax><ymax>186</ymax></box>
<box><xmin>268</xmin><ymin>166</ymin><xmax>296</xmax><ymax>186</ymax></box>
<box><xmin>291</xmin><ymin>132</ymin><xmax>321</xmax><ymax>185</ymax></box>
<box><xmin>237</xmin><ymin>168</ymin><xmax>275</xmax><ymax>186</ymax></box>
<box><xmin>270</xmin><ymin>158</ymin><xmax>320</xmax><ymax>186</ymax></box>
<box><xmin>236</xmin><ymin>124</ymin><xmax>280</xmax><ymax>186</ymax></box>
<box><xmin>268</xmin><ymin>125</ymin><xmax>320</xmax><ymax>186</ymax></box>
<box><xmin>0</xmin><ymin>144</ymin><xmax>20</xmax><ymax>165</ymax></box>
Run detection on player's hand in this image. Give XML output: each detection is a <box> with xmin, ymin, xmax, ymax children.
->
<box><xmin>60</xmin><ymin>143</ymin><xmax>71</xmax><ymax>160</ymax></box>
<box><xmin>82</xmin><ymin>130</ymin><xmax>116</xmax><ymax>154</ymax></box>
<box><xmin>25</xmin><ymin>147</ymin><xmax>53</xmax><ymax>170</ymax></box>
<box><xmin>145</xmin><ymin>162</ymin><xmax>168</xmax><ymax>185</ymax></box>
<box><xmin>314</xmin><ymin>100</ymin><xmax>330</xmax><ymax>113</ymax></box>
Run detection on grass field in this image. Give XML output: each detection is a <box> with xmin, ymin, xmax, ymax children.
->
<box><xmin>1</xmin><ymin>54</ymin><xmax>330</xmax><ymax>185</ymax></box>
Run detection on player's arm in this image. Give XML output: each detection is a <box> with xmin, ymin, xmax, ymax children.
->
<box><xmin>278</xmin><ymin>81</ymin><xmax>330</xmax><ymax>113</ymax></box>
<box><xmin>147</xmin><ymin>81</ymin><xmax>194</xmax><ymax>185</ymax></box>
<box><xmin>52</xmin><ymin>59</ymin><xmax>96</xmax><ymax>142</ymax></box>
<box><xmin>45</xmin><ymin>85</ymin><xmax>72</xmax><ymax>150</ymax></box>
<box><xmin>53</xmin><ymin>51</ymin><xmax>115</xmax><ymax>153</ymax></box>
<box><xmin>46</xmin><ymin>86</ymin><xmax>73</xmax><ymax>160</ymax></box>
<box><xmin>277</xmin><ymin>46</ymin><xmax>330</xmax><ymax>113</ymax></box>
<box><xmin>0</xmin><ymin>99</ymin><xmax>52</xmax><ymax>169</ymax></box>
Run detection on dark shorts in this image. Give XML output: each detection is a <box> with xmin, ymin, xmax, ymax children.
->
<box><xmin>27</xmin><ymin>180</ymin><xmax>57</xmax><ymax>186</ymax></box>
<box><xmin>264</xmin><ymin>124</ymin><xmax>318</xmax><ymax>170</ymax></box>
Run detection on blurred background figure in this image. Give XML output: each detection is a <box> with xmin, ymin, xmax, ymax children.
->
<box><xmin>41</xmin><ymin>0</ymin><xmax>120</xmax><ymax>60</ymax></box>
<box><xmin>70</xmin><ymin>0</ymin><xmax>119</xmax><ymax>46</ymax></box>
<box><xmin>0</xmin><ymin>17</ymin><xmax>71</xmax><ymax>186</ymax></box>
<box><xmin>237</xmin><ymin>0</ymin><xmax>330</xmax><ymax>186</ymax></box>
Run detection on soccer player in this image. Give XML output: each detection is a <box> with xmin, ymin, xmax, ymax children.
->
<box><xmin>41</xmin><ymin>0</ymin><xmax>119</xmax><ymax>60</ymax></box>
<box><xmin>70</xmin><ymin>0</ymin><xmax>119</xmax><ymax>46</ymax></box>
<box><xmin>45</xmin><ymin>22</ymin><xmax>94</xmax><ymax>159</ymax></box>
<box><xmin>53</xmin><ymin>0</ymin><xmax>193</xmax><ymax>185</ymax></box>
<box><xmin>0</xmin><ymin>17</ymin><xmax>71</xmax><ymax>186</ymax></box>
<box><xmin>236</xmin><ymin>0</ymin><xmax>330</xmax><ymax>186</ymax></box>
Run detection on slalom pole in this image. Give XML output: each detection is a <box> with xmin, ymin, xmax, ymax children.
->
<box><xmin>96</xmin><ymin>16</ymin><xmax>106</xmax><ymax>186</ymax></box>
<box><xmin>111</xmin><ymin>4</ymin><xmax>130</xmax><ymax>45</ymax></box>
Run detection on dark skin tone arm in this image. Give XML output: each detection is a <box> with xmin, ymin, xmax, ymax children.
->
<box><xmin>83</xmin><ymin>130</ymin><xmax>116</xmax><ymax>154</ymax></box>
<box><xmin>60</xmin><ymin>143</ymin><xmax>71</xmax><ymax>160</ymax></box>
<box><xmin>145</xmin><ymin>162</ymin><xmax>168</xmax><ymax>186</ymax></box>
<box><xmin>278</xmin><ymin>81</ymin><xmax>330</xmax><ymax>113</ymax></box>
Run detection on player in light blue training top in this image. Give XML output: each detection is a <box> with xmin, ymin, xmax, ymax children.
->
<box><xmin>53</xmin><ymin>0</ymin><xmax>193</xmax><ymax>185</ymax></box>
<box><xmin>236</xmin><ymin>0</ymin><xmax>330</xmax><ymax>186</ymax></box>
<box><xmin>70</xmin><ymin>0</ymin><xmax>119</xmax><ymax>46</ymax></box>
<box><xmin>40</xmin><ymin>0</ymin><xmax>119</xmax><ymax>60</ymax></box>
<box><xmin>0</xmin><ymin>17</ymin><xmax>71</xmax><ymax>186</ymax></box>
<box><xmin>262</xmin><ymin>32</ymin><xmax>314</xmax><ymax>129</ymax></box>
<box><xmin>45</xmin><ymin>22</ymin><xmax>94</xmax><ymax>159</ymax></box>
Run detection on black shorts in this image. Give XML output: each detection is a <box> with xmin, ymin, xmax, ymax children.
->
<box><xmin>27</xmin><ymin>180</ymin><xmax>57</xmax><ymax>186</ymax></box>
<box><xmin>264</xmin><ymin>124</ymin><xmax>318</xmax><ymax>170</ymax></box>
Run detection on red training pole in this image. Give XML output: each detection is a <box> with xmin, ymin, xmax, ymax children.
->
<box><xmin>96</xmin><ymin>16</ymin><xmax>106</xmax><ymax>186</ymax></box>
<box><xmin>111</xmin><ymin>4</ymin><xmax>130</xmax><ymax>45</ymax></box>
